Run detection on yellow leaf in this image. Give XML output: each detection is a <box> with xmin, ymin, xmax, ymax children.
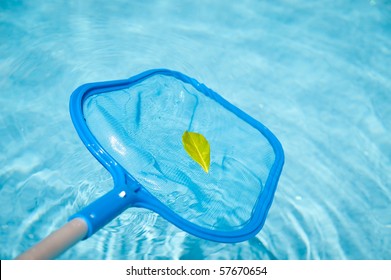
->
<box><xmin>182</xmin><ymin>131</ymin><xmax>210</xmax><ymax>173</ymax></box>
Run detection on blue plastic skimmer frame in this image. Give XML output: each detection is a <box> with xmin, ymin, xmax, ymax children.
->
<box><xmin>69</xmin><ymin>69</ymin><xmax>284</xmax><ymax>243</ymax></box>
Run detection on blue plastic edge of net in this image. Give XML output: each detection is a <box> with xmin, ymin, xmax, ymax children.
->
<box><xmin>69</xmin><ymin>68</ymin><xmax>284</xmax><ymax>243</ymax></box>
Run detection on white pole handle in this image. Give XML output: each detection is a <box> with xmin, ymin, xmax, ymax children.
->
<box><xmin>15</xmin><ymin>218</ymin><xmax>88</xmax><ymax>260</ymax></box>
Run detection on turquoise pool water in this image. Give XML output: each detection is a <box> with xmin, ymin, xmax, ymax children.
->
<box><xmin>1</xmin><ymin>0</ymin><xmax>390</xmax><ymax>259</ymax></box>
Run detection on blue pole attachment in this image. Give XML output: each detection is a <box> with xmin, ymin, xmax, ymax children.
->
<box><xmin>69</xmin><ymin>184</ymin><xmax>138</xmax><ymax>239</ymax></box>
